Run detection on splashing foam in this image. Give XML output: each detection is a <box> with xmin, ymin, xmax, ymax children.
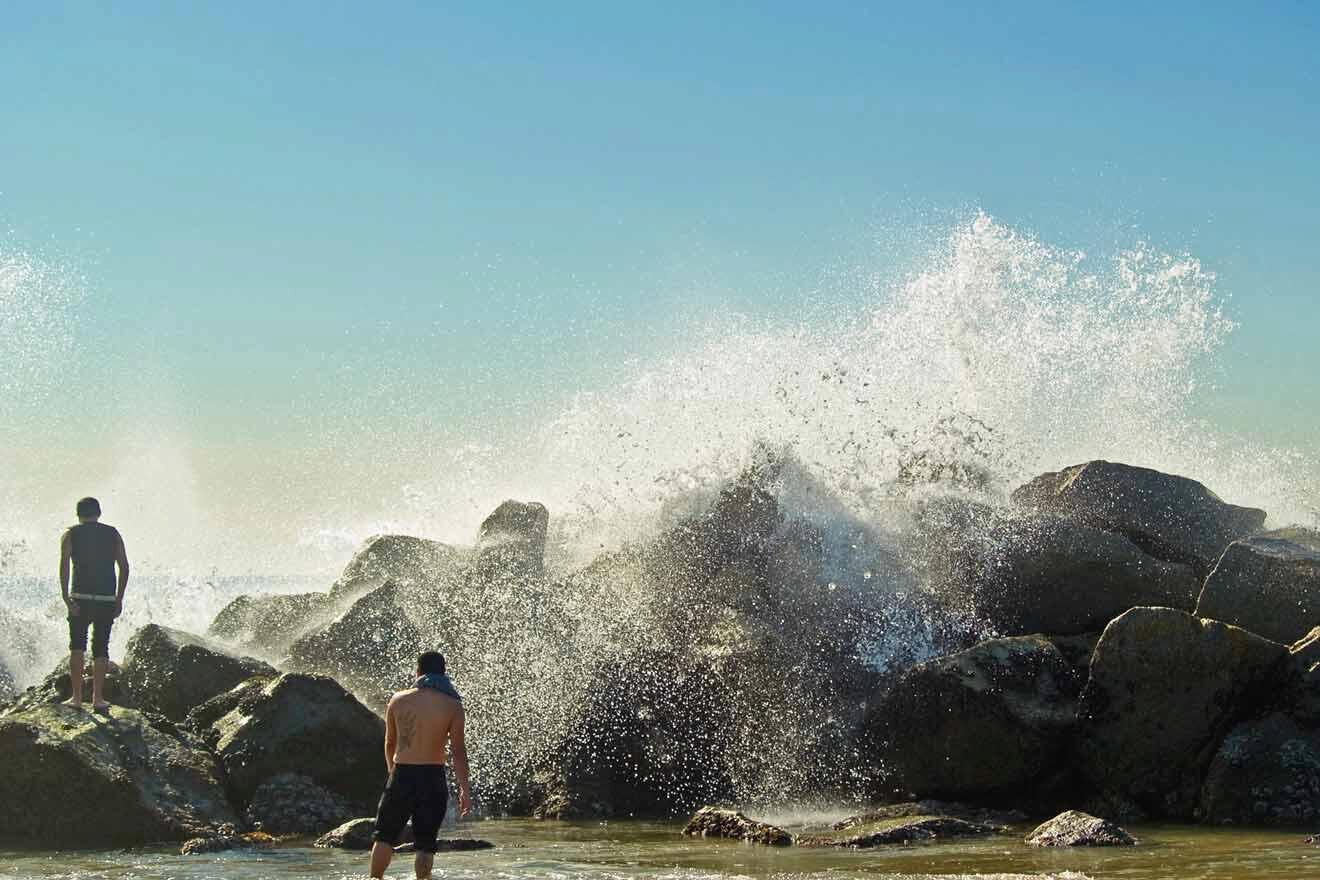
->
<box><xmin>394</xmin><ymin>212</ymin><xmax>1308</xmax><ymax>556</ymax></box>
<box><xmin>368</xmin><ymin>214</ymin><xmax>1317</xmax><ymax>810</ymax></box>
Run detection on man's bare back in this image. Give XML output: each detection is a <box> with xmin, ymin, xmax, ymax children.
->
<box><xmin>372</xmin><ymin>652</ymin><xmax>472</xmax><ymax>879</ymax></box>
<box><xmin>387</xmin><ymin>687</ymin><xmax>463</xmax><ymax>768</ymax></box>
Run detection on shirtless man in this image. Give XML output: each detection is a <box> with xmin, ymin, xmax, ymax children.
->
<box><xmin>59</xmin><ymin>497</ymin><xmax>129</xmax><ymax>712</ymax></box>
<box><xmin>370</xmin><ymin>651</ymin><xmax>471</xmax><ymax>879</ymax></box>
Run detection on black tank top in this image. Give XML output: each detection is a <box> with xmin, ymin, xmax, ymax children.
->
<box><xmin>69</xmin><ymin>522</ymin><xmax>120</xmax><ymax>601</ymax></box>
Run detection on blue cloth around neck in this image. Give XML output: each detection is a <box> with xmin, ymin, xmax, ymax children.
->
<box><xmin>416</xmin><ymin>673</ymin><xmax>462</xmax><ymax>701</ymax></box>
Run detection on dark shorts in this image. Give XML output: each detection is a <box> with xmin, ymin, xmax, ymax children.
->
<box><xmin>68</xmin><ymin>602</ymin><xmax>117</xmax><ymax>659</ymax></box>
<box><xmin>373</xmin><ymin>764</ymin><xmax>448</xmax><ymax>853</ymax></box>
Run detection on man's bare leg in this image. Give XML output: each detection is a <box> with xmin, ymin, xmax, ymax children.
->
<box><xmin>414</xmin><ymin>850</ymin><xmax>434</xmax><ymax>879</ymax></box>
<box><xmin>369</xmin><ymin>840</ymin><xmax>393</xmax><ymax>878</ymax></box>
<box><xmin>91</xmin><ymin>657</ymin><xmax>110</xmax><ymax>711</ymax></box>
<box><xmin>62</xmin><ymin>650</ymin><xmax>85</xmax><ymax>707</ymax></box>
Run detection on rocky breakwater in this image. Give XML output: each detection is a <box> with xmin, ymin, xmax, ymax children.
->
<box><xmin>863</xmin><ymin>461</ymin><xmax>1320</xmax><ymax>828</ymax></box>
<box><xmin>0</xmin><ymin>623</ymin><xmax>386</xmax><ymax>848</ymax></box>
<box><xmin>190</xmin><ymin>456</ymin><xmax>1317</xmax><ymax>835</ymax></box>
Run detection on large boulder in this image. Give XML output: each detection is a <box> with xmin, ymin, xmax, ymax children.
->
<box><xmin>961</xmin><ymin>514</ymin><xmax>1199</xmax><ymax>636</ymax></box>
<box><xmin>0</xmin><ymin>704</ymin><xmax>239</xmax><ymax>848</ymax></box>
<box><xmin>205</xmin><ymin>673</ymin><xmax>385</xmax><ymax>815</ymax></box>
<box><xmin>1195</xmin><ymin>535</ymin><xmax>1320</xmax><ymax>645</ymax></box>
<box><xmin>1077</xmin><ymin>607</ymin><xmax>1289</xmax><ymax>818</ymax></box>
<box><xmin>287</xmin><ymin>580</ymin><xmax>423</xmax><ymax>704</ymax></box>
<box><xmin>1200</xmin><ymin>712</ymin><xmax>1320</xmax><ymax>825</ymax></box>
<box><xmin>1012</xmin><ymin>461</ymin><xmax>1266</xmax><ymax>575</ymax></box>
<box><xmin>476</xmin><ymin>500</ymin><xmax>549</xmax><ymax>580</ymax></box>
<box><xmin>207</xmin><ymin>592</ymin><xmax>338</xmax><ymax>660</ymax></box>
<box><xmin>119</xmin><ymin>625</ymin><xmax>275</xmax><ymax>722</ymax></box>
<box><xmin>329</xmin><ymin>534</ymin><xmax>468</xmax><ymax>605</ymax></box>
<box><xmin>864</xmin><ymin>636</ymin><xmax>1078</xmax><ymax>801</ymax></box>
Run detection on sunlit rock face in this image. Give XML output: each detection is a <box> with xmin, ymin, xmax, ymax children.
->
<box><xmin>1011</xmin><ymin>460</ymin><xmax>1266</xmax><ymax>577</ymax></box>
<box><xmin>0</xmin><ymin>704</ymin><xmax>239</xmax><ymax>848</ymax></box>
<box><xmin>1077</xmin><ymin>607</ymin><xmax>1288</xmax><ymax>819</ymax></box>
<box><xmin>202</xmin><ymin>673</ymin><xmax>385</xmax><ymax>819</ymax></box>
<box><xmin>1196</xmin><ymin>534</ymin><xmax>1320</xmax><ymax>646</ymax></box>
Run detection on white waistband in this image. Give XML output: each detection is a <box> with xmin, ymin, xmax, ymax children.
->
<box><xmin>70</xmin><ymin>592</ymin><xmax>117</xmax><ymax>602</ymax></box>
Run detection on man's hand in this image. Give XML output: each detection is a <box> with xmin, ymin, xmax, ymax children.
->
<box><xmin>459</xmin><ymin>787</ymin><xmax>472</xmax><ymax>817</ymax></box>
<box><xmin>113</xmin><ymin>598</ymin><xmax>123</xmax><ymax>619</ymax></box>
<box><xmin>64</xmin><ymin>596</ymin><xmax>80</xmax><ymax>617</ymax></box>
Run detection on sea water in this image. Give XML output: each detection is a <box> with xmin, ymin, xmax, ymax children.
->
<box><xmin>0</xmin><ymin>820</ymin><xmax>1316</xmax><ymax>879</ymax></box>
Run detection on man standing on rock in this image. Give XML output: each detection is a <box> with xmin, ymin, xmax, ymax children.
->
<box><xmin>370</xmin><ymin>650</ymin><xmax>471</xmax><ymax>879</ymax></box>
<box><xmin>59</xmin><ymin>496</ymin><xmax>129</xmax><ymax>713</ymax></box>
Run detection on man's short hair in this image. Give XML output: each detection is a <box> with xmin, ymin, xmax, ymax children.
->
<box><xmin>417</xmin><ymin>651</ymin><xmax>446</xmax><ymax>676</ymax></box>
<box><xmin>76</xmin><ymin>497</ymin><xmax>101</xmax><ymax>518</ymax></box>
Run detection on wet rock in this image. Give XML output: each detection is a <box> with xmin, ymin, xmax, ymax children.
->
<box><xmin>207</xmin><ymin>592</ymin><xmax>338</xmax><ymax>661</ymax></box>
<box><xmin>3</xmin><ymin>658</ymin><xmax>133</xmax><ymax>715</ymax></box>
<box><xmin>184</xmin><ymin>676</ymin><xmax>275</xmax><ymax>737</ymax></box>
<box><xmin>798</xmin><ymin>815</ymin><xmax>999</xmax><ymax>847</ymax></box>
<box><xmin>1046</xmin><ymin>632</ymin><xmax>1101</xmax><ymax>692</ymax></box>
<box><xmin>528</xmin><ymin>650</ymin><xmax>738</xmax><ymax>819</ymax></box>
<box><xmin>1012</xmin><ymin>461</ymin><xmax>1265</xmax><ymax>576</ymax></box>
<box><xmin>476</xmin><ymin>500</ymin><xmax>550</xmax><ymax>580</ymax></box>
<box><xmin>206</xmin><ymin>673</ymin><xmax>385</xmax><ymax>815</ymax></box>
<box><xmin>682</xmin><ymin>807</ymin><xmax>792</xmax><ymax>846</ymax></box>
<box><xmin>961</xmin><ymin>513</ymin><xmax>1199</xmax><ymax>636</ymax></box>
<box><xmin>315</xmin><ymin>816</ymin><xmax>403</xmax><ymax>850</ymax></box>
<box><xmin>1195</xmin><ymin>535</ymin><xmax>1320</xmax><ymax>645</ymax></box>
<box><xmin>1200</xmin><ymin>713</ymin><xmax>1320</xmax><ymax>825</ymax></box>
<box><xmin>314</xmin><ymin>817</ymin><xmax>493</xmax><ymax>852</ymax></box>
<box><xmin>208</xmin><ymin>534</ymin><xmax>466</xmax><ymax>663</ymax></box>
<box><xmin>1078</xmin><ymin>607</ymin><xmax>1289</xmax><ymax>819</ymax></box>
<box><xmin>245</xmin><ymin>772</ymin><xmax>357</xmax><ymax>834</ymax></box>
<box><xmin>832</xmin><ymin>801</ymin><xmax>1025</xmax><ymax>830</ymax></box>
<box><xmin>329</xmin><ymin>534</ymin><xmax>469</xmax><ymax>606</ymax></box>
<box><xmin>286</xmin><ymin>580</ymin><xmax>423</xmax><ymax>705</ymax></box>
<box><xmin>180</xmin><ymin>826</ymin><xmax>276</xmax><ymax>854</ymax></box>
<box><xmin>0</xmin><ymin>703</ymin><xmax>239</xmax><ymax>848</ymax></box>
<box><xmin>1025</xmin><ymin>810</ymin><xmax>1136</xmax><ymax>846</ymax></box>
<box><xmin>864</xmin><ymin>636</ymin><xmax>1077</xmax><ymax>800</ymax></box>
<box><xmin>119</xmin><ymin>624</ymin><xmax>275</xmax><ymax>722</ymax></box>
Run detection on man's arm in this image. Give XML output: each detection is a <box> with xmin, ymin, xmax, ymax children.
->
<box><xmin>383</xmin><ymin>697</ymin><xmax>398</xmax><ymax>775</ymax></box>
<box><xmin>450</xmin><ymin>705</ymin><xmax>471</xmax><ymax>816</ymax></box>
<box><xmin>113</xmin><ymin>531</ymin><xmax>130</xmax><ymax>617</ymax></box>
<box><xmin>59</xmin><ymin>531</ymin><xmax>75</xmax><ymax>613</ymax></box>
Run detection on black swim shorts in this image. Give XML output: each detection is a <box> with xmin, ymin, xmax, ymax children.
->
<box><xmin>373</xmin><ymin>764</ymin><xmax>449</xmax><ymax>853</ymax></box>
<box><xmin>68</xmin><ymin>603</ymin><xmax>117</xmax><ymax>659</ymax></box>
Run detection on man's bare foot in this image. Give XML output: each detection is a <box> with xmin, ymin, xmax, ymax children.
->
<box><xmin>92</xmin><ymin>702</ymin><xmax>111</xmax><ymax>715</ymax></box>
<box><xmin>61</xmin><ymin>697</ymin><xmax>83</xmax><ymax>709</ymax></box>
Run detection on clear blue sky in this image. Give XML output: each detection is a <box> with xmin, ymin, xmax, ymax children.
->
<box><xmin>2</xmin><ymin>2</ymin><xmax>1317</xmax><ymax>572</ymax></box>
